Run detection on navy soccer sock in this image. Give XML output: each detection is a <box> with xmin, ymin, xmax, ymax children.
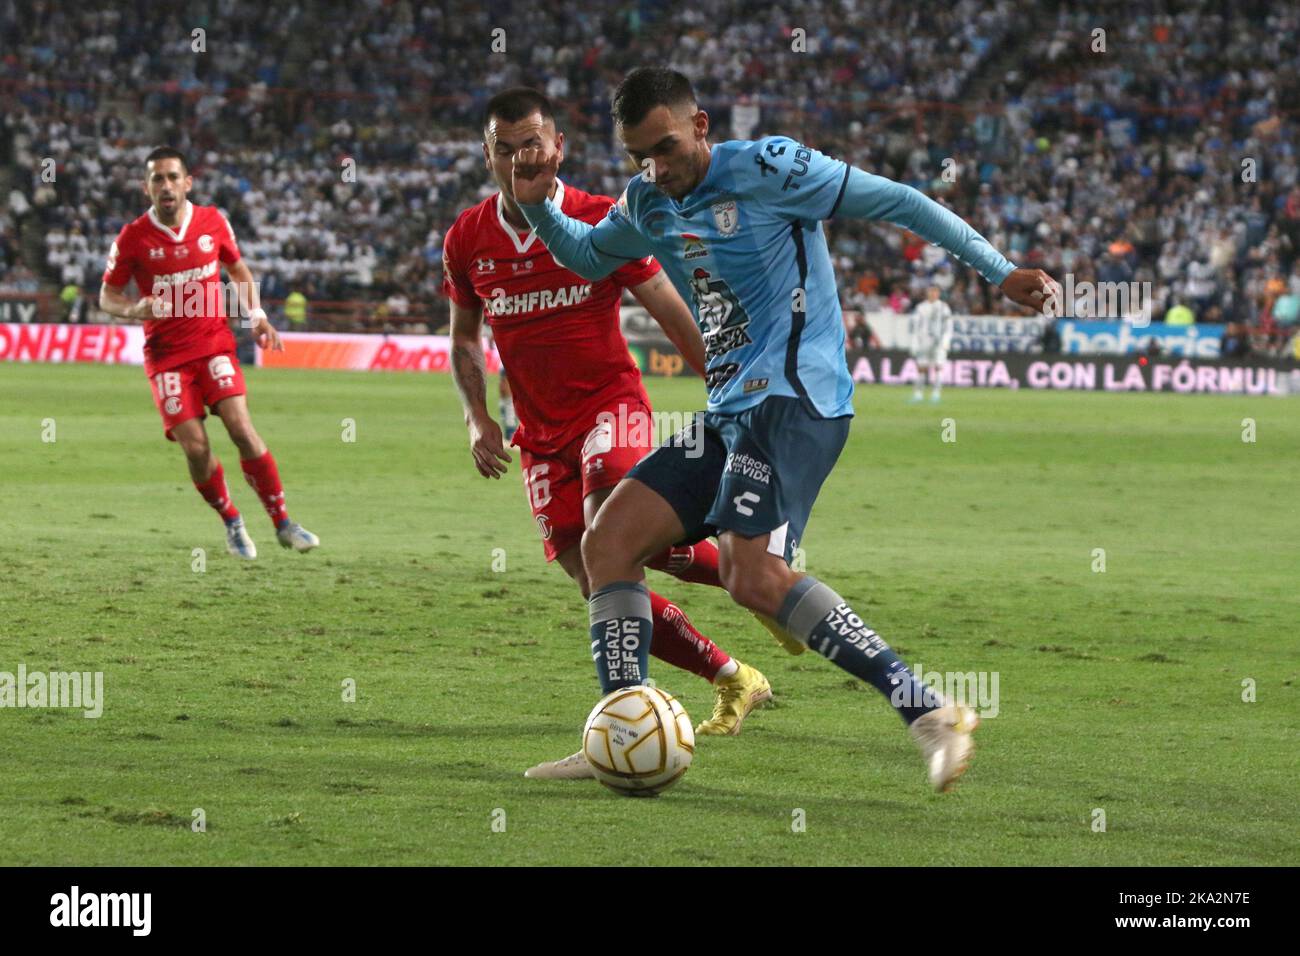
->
<box><xmin>589</xmin><ymin>581</ymin><xmax>653</xmax><ymax>693</ymax></box>
<box><xmin>776</xmin><ymin>576</ymin><xmax>942</xmax><ymax>724</ymax></box>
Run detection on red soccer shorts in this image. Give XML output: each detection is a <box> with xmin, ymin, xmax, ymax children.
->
<box><xmin>518</xmin><ymin>396</ymin><xmax>655</xmax><ymax>561</ymax></box>
<box><xmin>149</xmin><ymin>352</ymin><xmax>247</xmax><ymax>441</ymax></box>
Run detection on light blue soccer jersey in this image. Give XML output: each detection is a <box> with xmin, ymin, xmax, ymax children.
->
<box><xmin>520</xmin><ymin>135</ymin><xmax>1018</xmax><ymax>417</ymax></box>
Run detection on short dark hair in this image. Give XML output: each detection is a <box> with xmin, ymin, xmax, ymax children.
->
<box><xmin>145</xmin><ymin>146</ymin><xmax>188</xmax><ymax>173</ymax></box>
<box><xmin>482</xmin><ymin>87</ymin><xmax>554</xmax><ymax>133</ymax></box>
<box><xmin>611</xmin><ymin>68</ymin><xmax>696</xmax><ymax>128</ymax></box>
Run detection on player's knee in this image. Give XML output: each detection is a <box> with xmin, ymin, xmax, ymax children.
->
<box><xmin>724</xmin><ymin>576</ymin><xmax>767</xmax><ymax>614</ymax></box>
<box><xmin>229</xmin><ymin>423</ymin><xmax>261</xmax><ymax>456</ymax></box>
<box><xmin>581</xmin><ymin>522</ymin><xmax>633</xmax><ymax>581</ymax></box>
<box><xmin>580</xmin><ymin>525</ymin><xmax>610</xmax><ymax>578</ymax></box>
<box><xmin>178</xmin><ymin>433</ymin><xmax>210</xmax><ymax>463</ymax></box>
<box><xmin>722</xmin><ymin>560</ymin><xmax>787</xmax><ymax>616</ymax></box>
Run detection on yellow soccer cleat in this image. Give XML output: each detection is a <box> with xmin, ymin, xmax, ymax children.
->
<box><xmin>752</xmin><ymin>611</ymin><xmax>806</xmax><ymax>655</ymax></box>
<box><xmin>695</xmin><ymin>661</ymin><xmax>773</xmax><ymax>736</ymax></box>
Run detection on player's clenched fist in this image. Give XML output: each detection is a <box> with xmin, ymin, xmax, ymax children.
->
<box><xmin>1000</xmin><ymin>268</ymin><xmax>1062</xmax><ymax>315</ymax></box>
<box><xmin>512</xmin><ymin>147</ymin><xmax>560</xmax><ymax>206</ymax></box>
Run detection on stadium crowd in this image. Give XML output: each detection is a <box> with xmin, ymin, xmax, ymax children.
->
<box><xmin>1</xmin><ymin>0</ymin><xmax>1297</xmax><ymax>356</ymax></box>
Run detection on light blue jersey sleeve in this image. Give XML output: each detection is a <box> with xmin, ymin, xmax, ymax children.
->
<box><xmin>834</xmin><ymin>167</ymin><xmax>1017</xmax><ymax>285</ymax></box>
<box><xmin>518</xmin><ymin>187</ymin><xmax>654</xmax><ymax>281</ymax></box>
<box><xmin>743</xmin><ymin>136</ymin><xmax>1015</xmax><ymax>285</ymax></box>
<box><xmin>742</xmin><ymin>136</ymin><xmax>852</xmax><ymax>222</ymax></box>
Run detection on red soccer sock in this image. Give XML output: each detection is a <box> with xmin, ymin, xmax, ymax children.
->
<box><xmin>194</xmin><ymin>461</ymin><xmax>240</xmax><ymax>523</ymax></box>
<box><xmin>647</xmin><ymin>591</ymin><xmax>731</xmax><ymax>682</ymax></box>
<box><xmin>240</xmin><ymin>450</ymin><xmax>289</xmax><ymax>527</ymax></box>
<box><xmin>646</xmin><ymin>539</ymin><xmax>723</xmax><ymax>589</ymax></box>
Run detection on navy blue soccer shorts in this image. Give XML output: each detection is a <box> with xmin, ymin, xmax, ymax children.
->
<box><xmin>627</xmin><ymin>396</ymin><xmax>850</xmax><ymax>564</ymax></box>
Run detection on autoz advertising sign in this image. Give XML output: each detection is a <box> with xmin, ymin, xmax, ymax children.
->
<box><xmin>848</xmin><ymin>350</ymin><xmax>1300</xmax><ymax>395</ymax></box>
<box><xmin>257</xmin><ymin>332</ymin><xmax>500</xmax><ymax>372</ymax></box>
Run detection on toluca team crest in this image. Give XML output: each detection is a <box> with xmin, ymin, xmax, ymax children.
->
<box><xmin>711</xmin><ymin>200</ymin><xmax>740</xmax><ymax>235</ymax></box>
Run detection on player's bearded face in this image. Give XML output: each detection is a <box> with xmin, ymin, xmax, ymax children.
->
<box><xmin>484</xmin><ymin>114</ymin><xmax>563</xmax><ymax>202</ymax></box>
<box><xmin>144</xmin><ymin>158</ymin><xmax>192</xmax><ymax>220</ymax></box>
<box><xmin>620</xmin><ymin>104</ymin><xmax>710</xmax><ymax>200</ymax></box>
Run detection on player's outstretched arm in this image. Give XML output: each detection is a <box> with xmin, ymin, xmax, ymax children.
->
<box><xmin>835</xmin><ymin>167</ymin><xmax>1055</xmax><ymax>311</ymax></box>
<box><xmin>512</xmin><ymin>147</ymin><xmax>653</xmax><ymax>281</ymax></box>
<box><xmin>629</xmin><ymin>273</ymin><xmax>706</xmax><ymax>378</ymax></box>
<box><xmin>450</xmin><ymin>299</ymin><xmax>511</xmax><ymax>479</ymax></box>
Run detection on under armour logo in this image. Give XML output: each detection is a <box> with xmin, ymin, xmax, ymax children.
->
<box><xmin>754</xmin><ymin>154</ymin><xmax>777</xmax><ymax>177</ymax></box>
<box><xmin>476</xmin><ymin>258</ymin><xmax>495</xmax><ymax>272</ymax></box>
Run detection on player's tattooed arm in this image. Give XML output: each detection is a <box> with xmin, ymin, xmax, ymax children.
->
<box><xmin>630</xmin><ymin>272</ymin><xmax>707</xmax><ymax>378</ymax></box>
<box><xmin>450</xmin><ymin>299</ymin><xmax>511</xmax><ymax>479</ymax></box>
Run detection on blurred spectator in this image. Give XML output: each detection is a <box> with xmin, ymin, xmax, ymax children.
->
<box><xmin>1220</xmin><ymin>321</ymin><xmax>1252</xmax><ymax>358</ymax></box>
<box><xmin>1272</xmin><ymin>291</ymin><xmax>1300</xmax><ymax>328</ymax></box>
<box><xmin>1040</xmin><ymin>318</ymin><xmax>1061</xmax><ymax>353</ymax></box>
<box><xmin>284</xmin><ymin>290</ymin><xmax>308</xmax><ymax>332</ymax></box>
<box><xmin>58</xmin><ymin>282</ymin><xmax>85</xmax><ymax>323</ymax></box>
<box><xmin>847</xmin><ymin>314</ymin><xmax>880</xmax><ymax>352</ymax></box>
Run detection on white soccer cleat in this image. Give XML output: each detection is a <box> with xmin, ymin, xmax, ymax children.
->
<box><xmin>909</xmin><ymin>702</ymin><xmax>980</xmax><ymax>792</ymax></box>
<box><xmin>523</xmin><ymin>749</ymin><xmax>596</xmax><ymax>780</ymax></box>
<box><xmin>276</xmin><ymin>520</ymin><xmax>320</xmax><ymax>552</ymax></box>
<box><xmin>225</xmin><ymin>518</ymin><xmax>257</xmax><ymax>560</ymax></box>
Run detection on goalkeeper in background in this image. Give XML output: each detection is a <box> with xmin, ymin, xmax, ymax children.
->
<box><xmin>909</xmin><ymin>285</ymin><xmax>954</xmax><ymax>403</ymax></box>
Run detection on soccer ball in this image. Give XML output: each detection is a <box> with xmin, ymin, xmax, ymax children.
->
<box><xmin>582</xmin><ymin>685</ymin><xmax>695</xmax><ymax>797</ymax></box>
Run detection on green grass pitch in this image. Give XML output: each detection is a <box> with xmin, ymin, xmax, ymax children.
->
<box><xmin>0</xmin><ymin>362</ymin><xmax>1295</xmax><ymax>866</ymax></box>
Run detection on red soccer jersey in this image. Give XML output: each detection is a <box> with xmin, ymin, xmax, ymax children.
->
<box><xmin>102</xmin><ymin>201</ymin><xmax>241</xmax><ymax>376</ymax></box>
<box><xmin>441</xmin><ymin>179</ymin><xmax>659</xmax><ymax>455</ymax></box>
